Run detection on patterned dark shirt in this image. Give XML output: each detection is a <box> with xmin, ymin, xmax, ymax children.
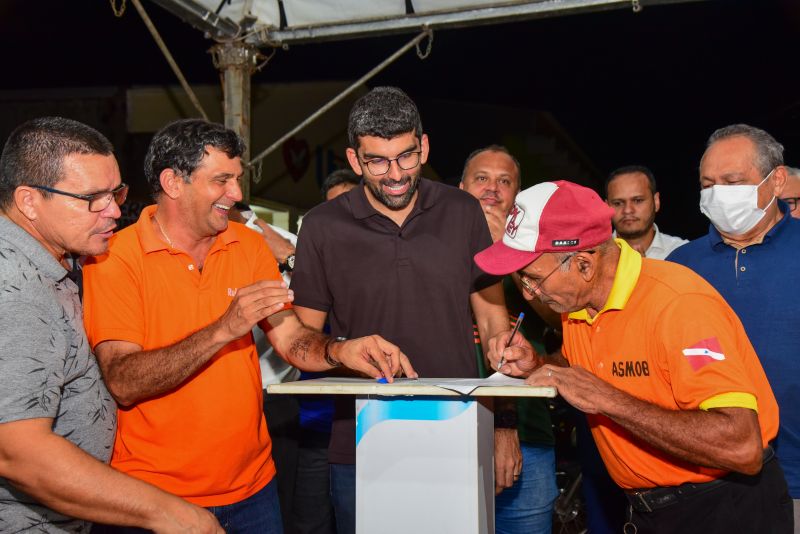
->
<box><xmin>0</xmin><ymin>217</ymin><xmax>116</xmax><ymax>532</ymax></box>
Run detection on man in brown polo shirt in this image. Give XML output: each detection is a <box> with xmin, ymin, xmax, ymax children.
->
<box><xmin>291</xmin><ymin>86</ymin><xmax>510</xmax><ymax>534</ymax></box>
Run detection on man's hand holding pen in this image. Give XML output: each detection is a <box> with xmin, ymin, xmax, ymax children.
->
<box><xmin>497</xmin><ymin>312</ymin><xmax>524</xmax><ymax>371</ymax></box>
<box><xmin>488</xmin><ymin>329</ymin><xmax>543</xmax><ymax>378</ymax></box>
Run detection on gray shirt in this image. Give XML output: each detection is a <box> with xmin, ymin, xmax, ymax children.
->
<box><xmin>0</xmin><ymin>217</ymin><xmax>116</xmax><ymax>533</ymax></box>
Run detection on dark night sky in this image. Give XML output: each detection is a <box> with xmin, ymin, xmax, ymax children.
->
<box><xmin>2</xmin><ymin>0</ymin><xmax>799</xmax><ymax>237</ymax></box>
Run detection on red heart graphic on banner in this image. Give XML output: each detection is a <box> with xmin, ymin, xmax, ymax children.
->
<box><xmin>282</xmin><ymin>137</ymin><xmax>310</xmax><ymax>182</ymax></box>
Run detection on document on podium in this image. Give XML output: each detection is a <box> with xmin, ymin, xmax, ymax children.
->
<box><xmin>430</xmin><ymin>372</ymin><xmax>526</xmax><ymax>394</ymax></box>
<box><xmin>267</xmin><ymin>373</ymin><xmax>555</xmax><ymax>398</ymax></box>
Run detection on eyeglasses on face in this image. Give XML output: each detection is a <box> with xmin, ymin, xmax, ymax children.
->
<box><xmin>518</xmin><ymin>253</ymin><xmax>574</xmax><ymax>296</ymax></box>
<box><xmin>782</xmin><ymin>197</ymin><xmax>799</xmax><ymax>211</ymax></box>
<box><xmin>360</xmin><ymin>151</ymin><xmax>422</xmax><ymax>176</ymax></box>
<box><xmin>31</xmin><ymin>183</ymin><xmax>129</xmax><ymax>212</ymax></box>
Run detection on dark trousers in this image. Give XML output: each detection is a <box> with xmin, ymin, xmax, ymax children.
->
<box><xmin>264</xmin><ymin>392</ymin><xmax>300</xmax><ymax>533</ymax></box>
<box><xmin>626</xmin><ymin>456</ymin><xmax>793</xmax><ymax>534</ymax></box>
<box><xmin>291</xmin><ymin>428</ymin><xmax>337</xmax><ymax>534</ymax></box>
<box><xmin>574</xmin><ymin>411</ymin><xmax>627</xmax><ymax>533</ymax></box>
<box><xmin>329</xmin><ymin>463</ymin><xmax>355</xmax><ymax>534</ymax></box>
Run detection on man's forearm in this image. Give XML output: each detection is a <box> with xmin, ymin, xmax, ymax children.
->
<box><xmin>99</xmin><ymin>279</ymin><xmax>295</xmax><ymax>406</ymax></box>
<box><xmin>99</xmin><ymin>321</ymin><xmax>233</xmax><ymax>406</ymax></box>
<box><xmin>0</xmin><ymin>423</ymin><xmax>205</xmax><ymax>530</ymax></box>
<box><xmin>267</xmin><ymin>310</ymin><xmax>412</xmax><ymax>380</ymax></box>
<box><xmin>255</xmin><ymin>220</ymin><xmax>295</xmax><ymax>263</ymax></box>
<box><xmin>600</xmin><ymin>388</ymin><xmax>763</xmax><ymax>474</ymax></box>
<box><xmin>272</xmin><ymin>323</ymin><xmax>337</xmax><ymax>372</ymax></box>
<box><xmin>472</xmin><ymin>282</ymin><xmax>509</xmax><ymax>355</ymax></box>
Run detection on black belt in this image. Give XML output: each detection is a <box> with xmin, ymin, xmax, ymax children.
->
<box><xmin>625</xmin><ymin>445</ymin><xmax>775</xmax><ymax>513</ymax></box>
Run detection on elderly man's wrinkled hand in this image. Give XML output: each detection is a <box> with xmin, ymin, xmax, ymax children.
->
<box><xmin>525</xmin><ymin>364</ymin><xmax>612</xmax><ymax>415</ymax></box>
<box><xmin>487</xmin><ymin>330</ymin><xmax>542</xmax><ymax>377</ymax></box>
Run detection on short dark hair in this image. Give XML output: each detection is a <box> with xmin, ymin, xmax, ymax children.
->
<box><xmin>605</xmin><ymin>165</ymin><xmax>657</xmax><ymax>197</ymax></box>
<box><xmin>0</xmin><ymin>117</ymin><xmax>113</xmax><ymax>209</ymax></box>
<box><xmin>144</xmin><ymin>119</ymin><xmax>245</xmax><ymax>198</ymax></box>
<box><xmin>321</xmin><ymin>168</ymin><xmax>361</xmax><ymax>198</ymax></box>
<box><xmin>705</xmin><ymin>123</ymin><xmax>784</xmax><ymax>177</ymax></box>
<box><xmin>460</xmin><ymin>145</ymin><xmax>522</xmax><ymax>189</ymax></box>
<box><xmin>347</xmin><ymin>86</ymin><xmax>423</xmax><ymax>150</ymax></box>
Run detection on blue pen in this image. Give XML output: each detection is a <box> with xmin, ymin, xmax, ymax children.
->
<box><xmin>376</xmin><ymin>377</ymin><xmax>389</xmax><ymax>384</ymax></box>
<box><xmin>498</xmin><ymin>312</ymin><xmax>525</xmax><ymax>370</ymax></box>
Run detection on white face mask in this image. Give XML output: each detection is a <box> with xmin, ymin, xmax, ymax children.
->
<box><xmin>699</xmin><ymin>169</ymin><xmax>776</xmax><ymax>235</ymax></box>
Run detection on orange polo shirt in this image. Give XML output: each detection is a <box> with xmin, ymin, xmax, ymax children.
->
<box><xmin>83</xmin><ymin>205</ymin><xmax>282</xmax><ymax>506</ymax></box>
<box><xmin>562</xmin><ymin>239</ymin><xmax>779</xmax><ymax>490</ymax></box>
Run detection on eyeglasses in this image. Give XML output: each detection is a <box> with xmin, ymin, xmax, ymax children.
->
<box><xmin>31</xmin><ymin>183</ymin><xmax>128</xmax><ymax>212</ymax></box>
<box><xmin>783</xmin><ymin>197</ymin><xmax>799</xmax><ymax>211</ymax></box>
<box><xmin>518</xmin><ymin>254</ymin><xmax>574</xmax><ymax>296</ymax></box>
<box><xmin>361</xmin><ymin>151</ymin><xmax>422</xmax><ymax>175</ymax></box>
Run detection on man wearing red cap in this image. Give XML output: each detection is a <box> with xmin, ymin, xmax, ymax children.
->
<box><xmin>475</xmin><ymin>180</ymin><xmax>792</xmax><ymax>533</ymax></box>
<box><xmin>459</xmin><ymin>145</ymin><xmax>558</xmax><ymax>534</ymax></box>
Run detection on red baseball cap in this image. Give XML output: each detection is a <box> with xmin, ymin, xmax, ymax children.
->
<box><xmin>474</xmin><ymin>180</ymin><xmax>614</xmax><ymax>275</ymax></box>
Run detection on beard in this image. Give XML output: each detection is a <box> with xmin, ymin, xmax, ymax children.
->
<box><xmin>366</xmin><ymin>172</ymin><xmax>421</xmax><ymax>210</ymax></box>
<box><xmin>616</xmin><ymin>225</ymin><xmax>649</xmax><ymax>240</ymax></box>
<box><xmin>615</xmin><ymin>212</ymin><xmax>656</xmax><ymax>240</ymax></box>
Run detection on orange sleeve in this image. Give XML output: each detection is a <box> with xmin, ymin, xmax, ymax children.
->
<box><xmin>654</xmin><ymin>293</ymin><xmax>759</xmax><ymax>411</ymax></box>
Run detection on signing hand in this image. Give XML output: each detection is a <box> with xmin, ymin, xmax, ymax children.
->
<box><xmin>487</xmin><ymin>330</ymin><xmax>543</xmax><ymax>377</ymax></box>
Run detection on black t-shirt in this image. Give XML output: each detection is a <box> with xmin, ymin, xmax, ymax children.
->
<box><xmin>292</xmin><ymin>178</ymin><xmax>497</xmax><ymax>463</ymax></box>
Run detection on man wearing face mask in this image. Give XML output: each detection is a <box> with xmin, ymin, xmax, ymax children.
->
<box><xmin>667</xmin><ymin>123</ymin><xmax>800</xmax><ymax>526</ymax></box>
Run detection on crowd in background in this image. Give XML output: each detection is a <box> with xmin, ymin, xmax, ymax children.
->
<box><xmin>1</xmin><ymin>85</ymin><xmax>799</xmax><ymax>534</ymax></box>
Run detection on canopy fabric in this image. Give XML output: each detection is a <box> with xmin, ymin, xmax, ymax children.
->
<box><xmin>151</xmin><ymin>0</ymin><xmax>700</xmax><ymax>45</ymax></box>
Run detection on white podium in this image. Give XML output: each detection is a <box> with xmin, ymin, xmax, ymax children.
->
<box><xmin>268</xmin><ymin>377</ymin><xmax>555</xmax><ymax>534</ymax></box>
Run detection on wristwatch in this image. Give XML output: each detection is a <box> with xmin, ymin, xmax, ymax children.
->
<box><xmin>279</xmin><ymin>254</ymin><xmax>295</xmax><ymax>273</ymax></box>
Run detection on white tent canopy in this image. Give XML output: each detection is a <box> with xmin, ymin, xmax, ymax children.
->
<box><xmin>141</xmin><ymin>0</ymin><xmax>703</xmax><ymax>203</ymax></box>
<box><xmin>150</xmin><ymin>0</ymin><xmax>699</xmax><ymax>46</ymax></box>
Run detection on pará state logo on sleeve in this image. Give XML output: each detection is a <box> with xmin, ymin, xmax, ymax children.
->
<box><xmin>681</xmin><ymin>337</ymin><xmax>726</xmax><ymax>371</ymax></box>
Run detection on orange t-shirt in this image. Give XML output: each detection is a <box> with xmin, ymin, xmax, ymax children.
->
<box><xmin>562</xmin><ymin>239</ymin><xmax>779</xmax><ymax>490</ymax></box>
<box><xmin>83</xmin><ymin>205</ymin><xmax>283</xmax><ymax>506</ymax></box>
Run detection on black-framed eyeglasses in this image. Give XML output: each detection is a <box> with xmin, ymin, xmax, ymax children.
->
<box><xmin>31</xmin><ymin>183</ymin><xmax>128</xmax><ymax>212</ymax></box>
<box><xmin>783</xmin><ymin>196</ymin><xmax>799</xmax><ymax>211</ymax></box>
<box><xmin>518</xmin><ymin>253</ymin><xmax>574</xmax><ymax>296</ymax></box>
<box><xmin>360</xmin><ymin>151</ymin><xmax>422</xmax><ymax>175</ymax></box>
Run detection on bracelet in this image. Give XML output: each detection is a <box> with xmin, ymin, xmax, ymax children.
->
<box><xmin>323</xmin><ymin>336</ymin><xmax>346</xmax><ymax>368</ymax></box>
